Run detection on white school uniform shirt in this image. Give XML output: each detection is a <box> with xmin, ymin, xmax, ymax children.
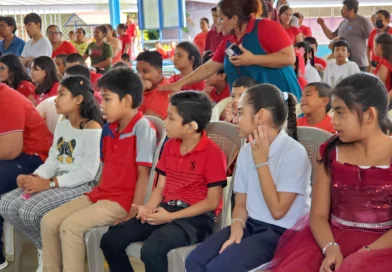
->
<box><xmin>21</xmin><ymin>36</ymin><xmax>52</xmax><ymax>69</ymax></box>
<box><xmin>322</xmin><ymin>61</ymin><xmax>361</xmax><ymax>88</ymax></box>
<box><xmin>234</xmin><ymin>129</ymin><xmax>311</xmax><ymax>229</ymax></box>
<box><xmin>34</xmin><ymin>119</ymin><xmax>102</xmax><ymax>187</ymax></box>
<box><xmin>305</xmin><ymin>61</ymin><xmax>321</xmax><ymax>84</ymax></box>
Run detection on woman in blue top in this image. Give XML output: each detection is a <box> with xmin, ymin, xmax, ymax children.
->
<box><xmin>0</xmin><ymin>16</ymin><xmax>25</xmax><ymax>56</ymax></box>
<box><xmin>160</xmin><ymin>0</ymin><xmax>301</xmax><ymax>100</ymax></box>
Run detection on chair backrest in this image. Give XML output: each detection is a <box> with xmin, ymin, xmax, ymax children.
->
<box><xmin>205</xmin><ymin>121</ymin><xmax>244</xmax><ymax>232</ymax></box>
<box><xmin>144</xmin><ymin>115</ymin><xmax>167</xmax><ymax>203</ymax></box>
<box><xmin>210</xmin><ymin>97</ymin><xmax>232</xmax><ymax>122</ymax></box>
<box><xmin>297</xmin><ymin>127</ymin><xmax>333</xmax><ymax>185</ymax></box>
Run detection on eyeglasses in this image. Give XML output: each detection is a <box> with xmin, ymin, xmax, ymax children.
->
<box><xmin>0</xmin><ymin>66</ymin><xmax>8</xmax><ymax>71</ymax></box>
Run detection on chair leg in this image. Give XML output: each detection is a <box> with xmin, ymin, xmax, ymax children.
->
<box><xmin>85</xmin><ymin>227</ymin><xmax>109</xmax><ymax>272</ymax></box>
<box><xmin>4</xmin><ymin>222</ymin><xmax>14</xmax><ymax>262</ymax></box>
<box><xmin>13</xmin><ymin>229</ymin><xmax>24</xmax><ymax>272</ymax></box>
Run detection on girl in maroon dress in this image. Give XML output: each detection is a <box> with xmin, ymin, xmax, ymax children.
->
<box><xmin>264</xmin><ymin>73</ymin><xmax>392</xmax><ymax>272</ymax></box>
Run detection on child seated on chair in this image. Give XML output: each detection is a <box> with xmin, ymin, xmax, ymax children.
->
<box><xmin>202</xmin><ymin>50</ymin><xmax>230</xmax><ymax>104</ymax></box>
<box><xmin>100</xmin><ymin>91</ymin><xmax>227</xmax><ymax>272</ymax></box>
<box><xmin>40</xmin><ymin>67</ymin><xmax>157</xmax><ymax>272</ymax></box>
<box><xmin>136</xmin><ymin>50</ymin><xmax>172</xmax><ymax>120</ymax></box>
<box><xmin>297</xmin><ymin>82</ymin><xmax>335</xmax><ymax>133</ymax></box>
<box><xmin>185</xmin><ymin>84</ymin><xmax>312</xmax><ymax>272</ymax></box>
<box><xmin>224</xmin><ymin>76</ymin><xmax>256</xmax><ymax>123</ymax></box>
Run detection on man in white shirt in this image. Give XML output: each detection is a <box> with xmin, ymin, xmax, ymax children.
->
<box><xmin>20</xmin><ymin>13</ymin><xmax>52</xmax><ymax>70</ymax></box>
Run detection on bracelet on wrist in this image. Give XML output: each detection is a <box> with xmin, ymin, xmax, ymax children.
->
<box><xmin>231</xmin><ymin>218</ymin><xmax>245</xmax><ymax>228</ymax></box>
<box><xmin>322</xmin><ymin>242</ymin><xmax>339</xmax><ymax>255</ymax></box>
<box><xmin>254</xmin><ymin>161</ymin><xmax>269</xmax><ymax>169</ymax></box>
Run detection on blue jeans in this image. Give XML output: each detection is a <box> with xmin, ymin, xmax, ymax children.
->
<box><xmin>0</xmin><ymin>153</ymin><xmax>43</xmax><ymax>258</ymax></box>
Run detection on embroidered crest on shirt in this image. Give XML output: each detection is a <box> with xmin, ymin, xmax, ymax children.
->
<box><xmin>190</xmin><ymin>160</ymin><xmax>196</xmax><ymax>171</ymax></box>
<box><xmin>56</xmin><ymin>137</ymin><xmax>76</xmax><ymax>164</ymax></box>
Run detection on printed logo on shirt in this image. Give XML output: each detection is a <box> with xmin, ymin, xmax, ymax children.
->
<box><xmin>190</xmin><ymin>160</ymin><xmax>196</xmax><ymax>171</ymax></box>
<box><xmin>57</xmin><ymin>137</ymin><xmax>76</xmax><ymax>164</ymax></box>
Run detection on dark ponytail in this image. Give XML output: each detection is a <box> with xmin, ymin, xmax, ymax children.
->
<box><xmin>246</xmin><ymin>84</ymin><xmax>298</xmax><ymax>141</ymax></box>
<box><xmin>60</xmin><ymin>75</ymin><xmax>105</xmax><ymax>127</ymax></box>
<box><xmin>320</xmin><ymin>73</ymin><xmax>391</xmax><ymax>174</ymax></box>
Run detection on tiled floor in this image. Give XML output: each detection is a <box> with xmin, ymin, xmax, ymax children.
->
<box><xmin>3</xmin><ymin>241</ymin><xmax>145</xmax><ymax>272</ymax></box>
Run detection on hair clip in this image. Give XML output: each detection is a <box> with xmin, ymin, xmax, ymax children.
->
<box><xmin>80</xmin><ymin>80</ymin><xmax>84</xmax><ymax>85</ymax></box>
<box><xmin>282</xmin><ymin>92</ymin><xmax>289</xmax><ymax>101</ymax></box>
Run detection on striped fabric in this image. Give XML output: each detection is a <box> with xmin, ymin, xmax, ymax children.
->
<box><xmin>0</xmin><ymin>183</ymin><xmax>93</xmax><ymax>249</ymax></box>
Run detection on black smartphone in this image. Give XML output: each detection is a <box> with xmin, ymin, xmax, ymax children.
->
<box><xmin>225</xmin><ymin>44</ymin><xmax>243</xmax><ymax>57</ymax></box>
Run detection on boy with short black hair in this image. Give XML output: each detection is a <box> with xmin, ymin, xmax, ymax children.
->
<box><xmin>121</xmin><ymin>53</ymin><xmax>131</xmax><ymax>65</ymax></box>
<box><xmin>65</xmin><ymin>53</ymin><xmax>86</xmax><ymax>68</ymax></box>
<box><xmin>136</xmin><ymin>50</ymin><xmax>172</xmax><ymax>119</ymax></box>
<box><xmin>100</xmin><ymin>91</ymin><xmax>227</xmax><ymax>272</ymax></box>
<box><xmin>54</xmin><ymin>54</ymin><xmax>67</xmax><ymax>76</ymax></box>
<box><xmin>323</xmin><ymin>40</ymin><xmax>361</xmax><ymax>88</ymax></box>
<box><xmin>304</xmin><ymin>36</ymin><xmax>327</xmax><ymax>71</ymax></box>
<box><xmin>297</xmin><ymin>82</ymin><xmax>335</xmax><ymax>133</ymax></box>
<box><xmin>41</xmin><ymin>67</ymin><xmax>157</xmax><ymax>272</ymax></box>
<box><xmin>20</xmin><ymin>13</ymin><xmax>52</xmax><ymax>69</ymax></box>
<box><xmin>202</xmin><ymin>50</ymin><xmax>230</xmax><ymax>104</ymax></box>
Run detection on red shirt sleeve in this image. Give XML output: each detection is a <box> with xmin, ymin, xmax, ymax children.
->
<box><xmin>212</xmin><ymin>38</ymin><xmax>229</xmax><ymax>63</ymax></box>
<box><xmin>17</xmin><ymin>81</ymin><xmax>36</xmax><ymax>98</ymax></box>
<box><xmin>258</xmin><ymin>20</ymin><xmax>293</xmax><ymax>53</ymax></box>
<box><xmin>156</xmin><ymin>140</ymin><xmax>171</xmax><ymax>175</ymax></box>
<box><xmin>301</xmin><ymin>26</ymin><xmax>312</xmax><ymax>37</ymax></box>
<box><xmin>204</xmin><ymin>31</ymin><xmax>212</xmax><ymax>51</ymax></box>
<box><xmin>144</xmin><ymin>92</ymin><xmax>171</xmax><ymax>120</ymax></box>
<box><xmin>204</xmin><ymin>143</ymin><xmax>227</xmax><ymax>187</ymax></box>
<box><xmin>65</xmin><ymin>41</ymin><xmax>77</xmax><ymax>54</ymax></box>
<box><xmin>0</xmin><ymin>101</ymin><xmax>25</xmax><ymax>135</ymax></box>
<box><xmin>368</xmin><ymin>29</ymin><xmax>376</xmax><ymax>49</ymax></box>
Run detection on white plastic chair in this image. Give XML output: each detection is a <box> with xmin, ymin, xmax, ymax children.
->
<box><xmin>84</xmin><ymin>115</ymin><xmax>166</xmax><ymax>272</ymax></box>
<box><xmin>211</xmin><ymin>97</ymin><xmax>232</xmax><ymax>122</ymax></box>
<box><xmin>297</xmin><ymin>127</ymin><xmax>333</xmax><ymax>185</ymax></box>
<box><xmin>35</xmin><ymin>96</ymin><xmax>61</xmax><ymax>134</ymax></box>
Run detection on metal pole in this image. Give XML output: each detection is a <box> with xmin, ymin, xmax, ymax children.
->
<box><xmin>108</xmin><ymin>0</ymin><xmax>121</xmax><ymax>29</ymax></box>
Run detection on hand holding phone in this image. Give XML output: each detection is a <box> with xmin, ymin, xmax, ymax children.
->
<box><xmin>225</xmin><ymin>44</ymin><xmax>243</xmax><ymax>57</ymax></box>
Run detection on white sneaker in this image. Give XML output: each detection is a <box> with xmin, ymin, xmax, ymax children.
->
<box><xmin>0</xmin><ymin>260</ymin><xmax>8</xmax><ymax>270</ymax></box>
<box><xmin>36</xmin><ymin>249</ymin><xmax>43</xmax><ymax>272</ymax></box>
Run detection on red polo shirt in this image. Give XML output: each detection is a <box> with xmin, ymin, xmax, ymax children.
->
<box><xmin>297</xmin><ymin>115</ymin><xmax>335</xmax><ymax>134</ymax></box>
<box><xmin>368</xmin><ymin>27</ymin><xmax>392</xmax><ymax>64</ymax></box>
<box><xmin>299</xmin><ymin>25</ymin><xmax>312</xmax><ymax>37</ymax></box>
<box><xmin>0</xmin><ymin>83</ymin><xmax>52</xmax><ymax>161</ymax></box>
<box><xmin>156</xmin><ymin>131</ymin><xmax>227</xmax><ymax>214</ymax></box>
<box><xmin>90</xmin><ymin>71</ymin><xmax>103</xmax><ymax>104</ymax></box>
<box><xmin>52</xmin><ymin>41</ymin><xmax>77</xmax><ymax>58</ymax></box>
<box><xmin>119</xmin><ymin>34</ymin><xmax>132</xmax><ymax>56</ymax></box>
<box><xmin>17</xmin><ymin>80</ymin><xmax>36</xmax><ymax>98</ymax></box>
<box><xmin>194</xmin><ymin>32</ymin><xmax>208</xmax><ymax>55</ymax></box>
<box><xmin>35</xmin><ymin>82</ymin><xmax>59</xmax><ymax>106</ymax></box>
<box><xmin>205</xmin><ymin>25</ymin><xmax>225</xmax><ymax>52</ymax></box>
<box><xmin>285</xmin><ymin>26</ymin><xmax>301</xmax><ymax>45</ymax></box>
<box><xmin>213</xmin><ymin>17</ymin><xmax>292</xmax><ymax>63</ymax></box>
<box><xmin>374</xmin><ymin>58</ymin><xmax>392</xmax><ymax>92</ymax></box>
<box><xmin>209</xmin><ymin>83</ymin><xmax>230</xmax><ymax>103</ymax></box>
<box><xmin>169</xmin><ymin>74</ymin><xmax>206</xmax><ymax>92</ymax></box>
<box><xmin>86</xmin><ymin>112</ymin><xmax>157</xmax><ymax>212</ymax></box>
<box><xmin>127</xmin><ymin>23</ymin><xmax>137</xmax><ymax>38</ymax></box>
<box><xmin>139</xmin><ymin>78</ymin><xmax>172</xmax><ymax>119</ymax></box>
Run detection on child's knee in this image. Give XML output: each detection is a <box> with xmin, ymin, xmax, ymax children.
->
<box><xmin>41</xmin><ymin>210</ymin><xmax>61</xmax><ymax>234</ymax></box>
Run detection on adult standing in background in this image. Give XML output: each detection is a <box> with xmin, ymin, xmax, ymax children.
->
<box><xmin>278</xmin><ymin>5</ymin><xmax>303</xmax><ymax>44</ymax></box>
<box><xmin>293</xmin><ymin>12</ymin><xmax>312</xmax><ymax>38</ymax></box>
<box><xmin>161</xmin><ymin>0</ymin><xmax>302</xmax><ymax>100</ymax></box>
<box><xmin>317</xmin><ymin>0</ymin><xmax>373</xmax><ymax>71</ymax></box>
<box><xmin>104</xmin><ymin>24</ymin><xmax>122</xmax><ymax>64</ymax></box>
<box><xmin>205</xmin><ymin>7</ymin><xmax>225</xmax><ymax>52</ymax></box>
<box><xmin>126</xmin><ymin>15</ymin><xmax>137</xmax><ymax>59</ymax></box>
<box><xmin>0</xmin><ymin>16</ymin><xmax>25</xmax><ymax>56</ymax></box>
<box><xmin>117</xmin><ymin>24</ymin><xmax>132</xmax><ymax>56</ymax></box>
<box><xmin>71</xmin><ymin>28</ymin><xmax>89</xmax><ymax>56</ymax></box>
<box><xmin>47</xmin><ymin>25</ymin><xmax>77</xmax><ymax>58</ymax></box>
<box><xmin>20</xmin><ymin>13</ymin><xmax>52</xmax><ymax>70</ymax></box>
<box><xmin>194</xmin><ymin>18</ymin><xmax>210</xmax><ymax>55</ymax></box>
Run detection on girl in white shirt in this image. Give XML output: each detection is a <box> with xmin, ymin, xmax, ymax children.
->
<box><xmin>0</xmin><ymin>75</ymin><xmax>104</xmax><ymax>272</ymax></box>
<box><xmin>323</xmin><ymin>40</ymin><xmax>361</xmax><ymax>88</ymax></box>
<box><xmin>295</xmin><ymin>41</ymin><xmax>321</xmax><ymax>84</ymax></box>
<box><xmin>186</xmin><ymin>84</ymin><xmax>312</xmax><ymax>272</ymax></box>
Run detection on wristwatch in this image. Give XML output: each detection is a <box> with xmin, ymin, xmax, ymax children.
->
<box><xmin>49</xmin><ymin>178</ymin><xmax>56</xmax><ymax>189</ymax></box>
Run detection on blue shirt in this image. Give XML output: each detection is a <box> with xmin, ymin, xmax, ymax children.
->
<box><xmin>0</xmin><ymin>36</ymin><xmax>25</xmax><ymax>56</ymax></box>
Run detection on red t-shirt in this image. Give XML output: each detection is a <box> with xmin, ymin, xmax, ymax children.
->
<box><xmin>119</xmin><ymin>34</ymin><xmax>132</xmax><ymax>56</ymax></box>
<box><xmin>17</xmin><ymin>80</ymin><xmax>36</xmax><ymax>98</ymax></box>
<box><xmin>169</xmin><ymin>74</ymin><xmax>206</xmax><ymax>92</ymax></box>
<box><xmin>285</xmin><ymin>26</ymin><xmax>301</xmax><ymax>45</ymax></box>
<box><xmin>374</xmin><ymin>58</ymin><xmax>392</xmax><ymax>92</ymax></box>
<box><xmin>368</xmin><ymin>27</ymin><xmax>392</xmax><ymax>64</ymax></box>
<box><xmin>314</xmin><ymin>56</ymin><xmax>327</xmax><ymax>70</ymax></box>
<box><xmin>90</xmin><ymin>71</ymin><xmax>103</xmax><ymax>104</ymax></box>
<box><xmin>213</xmin><ymin>18</ymin><xmax>292</xmax><ymax>63</ymax></box>
<box><xmin>297</xmin><ymin>115</ymin><xmax>335</xmax><ymax>134</ymax></box>
<box><xmin>299</xmin><ymin>25</ymin><xmax>312</xmax><ymax>37</ymax></box>
<box><xmin>156</xmin><ymin>131</ymin><xmax>227</xmax><ymax>214</ymax></box>
<box><xmin>86</xmin><ymin>112</ymin><xmax>157</xmax><ymax>212</ymax></box>
<box><xmin>209</xmin><ymin>83</ymin><xmax>230</xmax><ymax>103</ymax></box>
<box><xmin>139</xmin><ymin>78</ymin><xmax>172</xmax><ymax>119</ymax></box>
<box><xmin>204</xmin><ymin>26</ymin><xmax>225</xmax><ymax>52</ymax></box>
<box><xmin>194</xmin><ymin>32</ymin><xmax>208</xmax><ymax>55</ymax></box>
<box><xmin>52</xmin><ymin>41</ymin><xmax>77</xmax><ymax>58</ymax></box>
<box><xmin>127</xmin><ymin>23</ymin><xmax>137</xmax><ymax>37</ymax></box>
<box><xmin>35</xmin><ymin>82</ymin><xmax>59</xmax><ymax>106</ymax></box>
<box><xmin>0</xmin><ymin>83</ymin><xmax>52</xmax><ymax>161</ymax></box>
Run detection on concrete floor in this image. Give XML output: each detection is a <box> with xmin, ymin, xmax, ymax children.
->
<box><xmin>3</xmin><ymin>241</ymin><xmax>145</xmax><ymax>272</ymax></box>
